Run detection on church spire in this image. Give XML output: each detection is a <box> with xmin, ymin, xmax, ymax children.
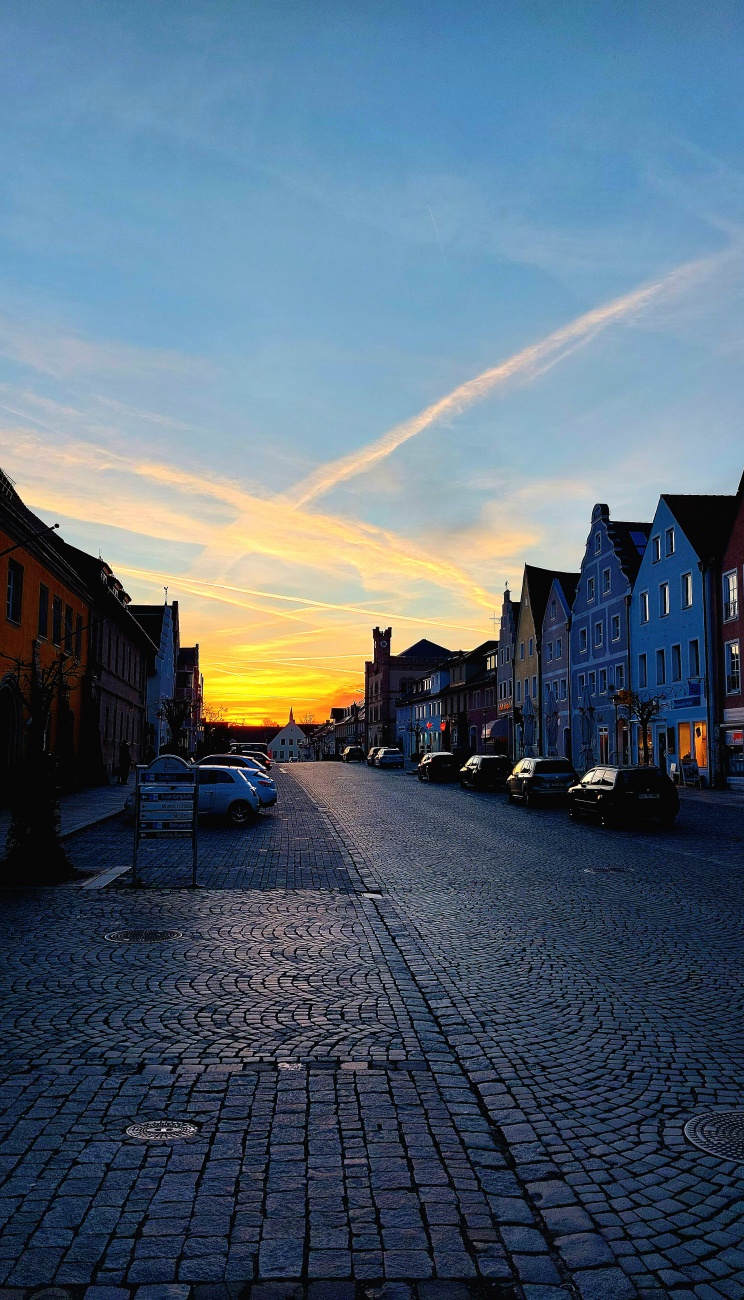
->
<box><xmin>289</xmin><ymin>706</ymin><xmax>294</xmax><ymax>724</ymax></box>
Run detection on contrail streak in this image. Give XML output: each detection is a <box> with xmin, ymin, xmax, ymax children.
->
<box><xmin>114</xmin><ymin>563</ymin><xmax>484</xmax><ymax>632</ymax></box>
<box><xmin>284</xmin><ymin>250</ymin><xmax>723</xmax><ymax>508</ymax></box>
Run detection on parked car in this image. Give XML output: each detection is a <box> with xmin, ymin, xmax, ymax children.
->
<box><xmin>367</xmin><ymin>746</ymin><xmax>384</xmax><ymax>766</ymax></box>
<box><xmin>506</xmin><ymin>757</ymin><xmax>577</xmax><ymax>806</ymax></box>
<box><xmin>124</xmin><ymin>765</ymin><xmax>262</xmax><ymax>826</ymax></box>
<box><xmin>375</xmin><ymin>747</ymin><xmax>405</xmax><ymax>769</ymax></box>
<box><xmin>568</xmin><ymin>765</ymin><xmax>679</xmax><ymax>827</ymax></box>
<box><xmin>417</xmin><ymin>752</ymin><xmax>459</xmax><ymax>783</ymax></box>
<box><xmin>342</xmin><ymin>745</ymin><xmax>365</xmax><ymax>763</ymax></box>
<box><xmin>192</xmin><ymin>755</ymin><xmax>277</xmax><ymax>806</ymax></box>
<box><xmin>230</xmin><ymin>744</ymin><xmax>272</xmax><ymax>769</ymax></box>
<box><xmin>459</xmin><ymin>754</ymin><xmax>512</xmax><ymax>791</ymax></box>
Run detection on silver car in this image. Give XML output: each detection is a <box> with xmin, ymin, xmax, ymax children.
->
<box><xmin>125</xmin><ymin>766</ymin><xmax>262</xmax><ymax>827</ymax></box>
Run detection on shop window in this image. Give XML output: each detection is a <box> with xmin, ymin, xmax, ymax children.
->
<box><xmin>694</xmin><ymin>722</ymin><xmax>708</xmax><ymax>770</ymax></box>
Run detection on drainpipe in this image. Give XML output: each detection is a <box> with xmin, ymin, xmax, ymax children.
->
<box><xmin>700</xmin><ymin>560</ymin><xmax>717</xmax><ymax>786</ymax></box>
<box><xmin>624</xmin><ymin>592</ymin><xmax>632</xmax><ymax>763</ymax></box>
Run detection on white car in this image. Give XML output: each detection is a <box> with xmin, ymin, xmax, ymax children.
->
<box><xmin>124</xmin><ymin>766</ymin><xmax>262</xmax><ymax>827</ymax></box>
<box><xmin>193</xmin><ymin>754</ymin><xmax>278</xmax><ymax>806</ymax></box>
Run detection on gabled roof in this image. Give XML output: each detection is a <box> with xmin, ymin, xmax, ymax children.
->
<box><xmin>661</xmin><ymin>494</ymin><xmax>739</xmax><ymax>564</ymax></box>
<box><xmin>129</xmin><ymin>606</ymin><xmax>166</xmax><ymax>649</ymax></box>
<box><xmin>548</xmin><ymin>571</ymin><xmax>580</xmax><ymax>613</ymax></box>
<box><xmin>399</xmin><ymin>638</ymin><xmax>452</xmax><ymax>659</ymax></box>
<box><xmin>605</xmin><ymin>520</ymin><xmax>651</xmax><ymax>584</ymax></box>
<box><xmin>522</xmin><ymin>565</ymin><xmax>579</xmax><ymax>631</ymax></box>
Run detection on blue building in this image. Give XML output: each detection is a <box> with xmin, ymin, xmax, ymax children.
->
<box><xmin>629</xmin><ymin>493</ymin><xmax>738</xmax><ymax>783</ymax></box>
<box><xmin>495</xmin><ymin>587</ymin><xmax>520</xmax><ymax>758</ymax></box>
<box><xmin>570</xmin><ymin>503</ymin><xmax>651</xmax><ymax>769</ymax></box>
<box><xmin>541</xmin><ymin>573</ymin><xmax>578</xmax><ymax>758</ymax></box>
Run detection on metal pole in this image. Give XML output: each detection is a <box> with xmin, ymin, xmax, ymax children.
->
<box><xmin>132</xmin><ymin>769</ymin><xmax>141</xmax><ymax>887</ymax></box>
<box><xmin>191</xmin><ymin>771</ymin><xmax>199</xmax><ymax>888</ymax></box>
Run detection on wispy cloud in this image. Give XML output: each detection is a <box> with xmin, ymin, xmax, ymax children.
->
<box><xmin>0</xmin><ymin>314</ymin><xmax>212</xmax><ymax>381</ymax></box>
<box><xmin>284</xmin><ymin>249</ymin><xmax>730</xmax><ymax>508</ymax></box>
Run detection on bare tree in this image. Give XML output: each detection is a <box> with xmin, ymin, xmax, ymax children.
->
<box><xmin>616</xmin><ymin>689</ymin><xmax>665</xmax><ymax>766</ymax></box>
<box><xmin>299</xmin><ymin>711</ymin><xmax>315</xmax><ymax>725</ymax></box>
<box><xmin>160</xmin><ymin>696</ymin><xmax>192</xmax><ymax>756</ymax></box>
<box><xmin>261</xmin><ymin>716</ymin><xmax>279</xmax><ymax>728</ymax></box>
<box><xmin>1</xmin><ymin>648</ymin><xmax>82</xmax><ymax>884</ymax></box>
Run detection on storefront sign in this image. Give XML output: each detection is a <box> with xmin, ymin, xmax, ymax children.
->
<box><xmin>725</xmin><ymin>730</ymin><xmax>744</xmax><ymax>747</ymax></box>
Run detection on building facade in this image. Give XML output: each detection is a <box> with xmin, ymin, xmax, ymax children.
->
<box><xmin>269</xmin><ymin>708</ymin><xmax>311</xmax><ymax>761</ymax></box>
<box><xmin>130</xmin><ymin>601</ymin><xmax>180</xmax><ymax>756</ymax></box>
<box><xmin>365</xmin><ymin>627</ymin><xmax>451</xmax><ymax>751</ymax></box>
<box><xmin>719</xmin><ymin>475</ymin><xmax>744</xmax><ymax>788</ymax></box>
<box><xmin>514</xmin><ymin>567</ymin><xmax>577</xmax><ymax>758</ymax></box>
<box><xmin>495</xmin><ymin>588</ymin><xmax>520</xmax><ymax>757</ymax></box>
<box><xmin>570</xmin><ymin>504</ymin><xmax>651</xmax><ymax>770</ymax></box>
<box><xmin>541</xmin><ymin>574</ymin><xmax>578</xmax><ymax>759</ymax></box>
<box><xmin>630</xmin><ymin>493</ymin><xmax>738</xmax><ymax>783</ymax></box>
<box><xmin>0</xmin><ymin>470</ymin><xmax>92</xmax><ymax>789</ymax></box>
<box><xmin>175</xmin><ymin>645</ymin><xmax>203</xmax><ymax>757</ymax></box>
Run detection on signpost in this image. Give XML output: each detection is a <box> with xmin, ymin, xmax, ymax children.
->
<box><xmin>132</xmin><ymin>754</ymin><xmax>199</xmax><ymax>888</ymax></box>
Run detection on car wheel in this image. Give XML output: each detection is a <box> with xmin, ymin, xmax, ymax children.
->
<box><xmin>523</xmin><ymin>790</ymin><xmax>531</xmax><ymax>808</ymax></box>
<box><xmin>227</xmin><ymin>800</ymin><xmax>255</xmax><ymax>827</ymax></box>
<box><xmin>417</xmin><ymin>772</ymin><xmax>424</xmax><ymax>781</ymax></box>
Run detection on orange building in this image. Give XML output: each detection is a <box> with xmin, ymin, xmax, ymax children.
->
<box><xmin>0</xmin><ymin>469</ymin><xmax>92</xmax><ymax>787</ymax></box>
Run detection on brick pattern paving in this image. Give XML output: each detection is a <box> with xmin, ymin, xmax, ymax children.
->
<box><xmin>0</xmin><ymin>765</ymin><xmax>743</xmax><ymax>1298</ymax></box>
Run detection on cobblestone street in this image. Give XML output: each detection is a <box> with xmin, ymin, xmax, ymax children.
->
<box><xmin>1</xmin><ymin>765</ymin><xmax>743</xmax><ymax>1300</ymax></box>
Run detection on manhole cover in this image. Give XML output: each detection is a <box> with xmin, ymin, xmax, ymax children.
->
<box><xmin>126</xmin><ymin>1119</ymin><xmax>198</xmax><ymax>1141</ymax></box>
<box><xmin>684</xmin><ymin>1111</ymin><xmax>744</xmax><ymax>1160</ymax></box>
<box><xmin>105</xmin><ymin>929</ymin><xmax>183</xmax><ymax>942</ymax></box>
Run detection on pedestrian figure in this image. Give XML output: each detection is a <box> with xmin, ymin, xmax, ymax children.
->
<box><xmin>117</xmin><ymin>740</ymin><xmax>132</xmax><ymax>785</ymax></box>
<box><xmin>144</xmin><ymin>743</ymin><xmax>156</xmax><ymax>764</ymax></box>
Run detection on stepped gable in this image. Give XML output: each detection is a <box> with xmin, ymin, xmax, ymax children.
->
<box><xmin>662</xmin><ymin>493</ymin><xmax>739</xmax><ymax>564</ymax></box>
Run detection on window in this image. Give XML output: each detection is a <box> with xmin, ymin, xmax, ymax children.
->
<box><xmin>615</xmin><ymin>663</ymin><xmax>625</xmax><ymax>690</ymax></box>
<box><xmin>556</xmin><ymin>637</ymin><xmax>562</xmax><ymax>659</ymax></box>
<box><xmin>611</xmin><ymin>614</ymin><xmax>620</xmax><ymax>641</ymax></box>
<box><xmin>64</xmin><ymin>604</ymin><xmax>73</xmax><ymax>652</ymax></box>
<box><xmin>519</xmin><ymin>642</ymin><xmax>525</xmax><ymax>661</ymax></box>
<box><xmin>589</xmin><ymin>671</ymin><xmax>596</xmax><ymax>695</ymax></box>
<box><xmin>38</xmin><ymin>584</ymin><xmax>49</xmax><ymax>639</ymax></box>
<box><xmin>579</xmin><ymin>628</ymin><xmax>588</xmax><ymax>653</ymax></box>
<box><xmin>532</xmin><ymin>675</ymin><xmax>537</xmax><ymax>698</ymax></box>
<box><xmin>665</xmin><ymin>527</ymin><xmax>675</xmax><ymax>556</ymax></box>
<box><xmin>506</xmin><ymin>646</ymin><xmax>510</xmax><ymax>662</ymax></box>
<box><xmin>6</xmin><ymin>559</ymin><xmax>23</xmax><ymax>624</ymax></box>
<box><xmin>52</xmin><ymin>596</ymin><xmax>62</xmax><ymax>646</ymax></box>
<box><xmin>528</xmin><ymin>637</ymin><xmax>534</xmax><ymax>657</ymax></box>
<box><xmin>560</xmin><ymin>678</ymin><xmax>567</xmax><ymax>700</ymax></box>
<box><xmin>578</xmin><ymin>673</ymin><xmax>586</xmax><ymax>693</ymax></box>
<box><xmin>550</xmin><ymin>599</ymin><xmax>557</xmax><ymax>619</ymax></box>
<box><xmin>723</xmin><ymin>570</ymin><xmax>739</xmax><ymax>622</ymax></box>
<box><xmin>594</xmin><ymin>532</ymin><xmax>601</xmax><ymax>555</ymax></box>
<box><xmin>516</xmin><ymin>679</ymin><xmax>521</xmax><ymax>703</ymax></box>
<box><xmin>656</xmin><ymin>648</ymin><xmax>666</xmax><ymax>686</ymax></box>
<box><xmin>602</xmin><ymin>568</ymin><xmax>611</xmax><ymax>595</ymax></box>
<box><xmin>689</xmin><ymin>638</ymin><xmax>700</xmax><ymax>678</ymax></box>
<box><xmin>640</xmin><ymin>591</ymin><xmax>649</xmax><ymax>623</ymax></box>
<box><xmin>671</xmin><ymin>644</ymin><xmax>682</xmax><ymax>682</ymax></box>
<box><xmin>681</xmin><ymin>572</ymin><xmax>693</xmax><ymax>609</ymax></box>
<box><xmin>659</xmin><ymin>583</ymin><xmax>669</xmax><ymax>617</ymax></box>
<box><xmin>652</xmin><ymin>535</ymin><xmax>661</xmax><ymax>563</ymax></box>
<box><xmin>639</xmin><ymin>653</ymin><xmax>647</xmax><ymax>688</ymax></box>
<box><xmin>75</xmin><ymin>614</ymin><xmax>83</xmax><ymax>659</ymax></box>
<box><xmin>725</xmin><ymin>641</ymin><xmax>741</xmax><ymax>695</ymax></box>
<box><xmin>599</xmin><ymin>668</ymin><xmax>607</xmax><ymax>693</ymax></box>
<box><xmin>587</xmin><ymin>576</ymin><xmax>595</xmax><ymax>602</ymax></box>
<box><xmin>594</xmin><ymin>621</ymin><xmax>603</xmax><ymax>648</ymax></box>
<box><xmin>546</xmin><ymin>641</ymin><xmax>553</xmax><ymax>662</ymax></box>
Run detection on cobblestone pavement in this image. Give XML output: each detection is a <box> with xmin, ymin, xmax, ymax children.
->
<box><xmin>0</xmin><ymin>766</ymin><xmax>743</xmax><ymax>1300</ymax></box>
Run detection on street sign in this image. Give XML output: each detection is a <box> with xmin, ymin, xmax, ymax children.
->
<box><xmin>132</xmin><ymin>755</ymin><xmax>199</xmax><ymax>887</ymax></box>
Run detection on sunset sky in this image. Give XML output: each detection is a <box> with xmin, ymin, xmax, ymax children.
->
<box><xmin>1</xmin><ymin>2</ymin><xmax>743</xmax><ymax>721</ymax></box>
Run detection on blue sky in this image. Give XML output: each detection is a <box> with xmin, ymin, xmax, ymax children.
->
<box><xmin>1</xmin><ymin>1</ymin><xmax>743</xmax><ymax>717</ymax></box>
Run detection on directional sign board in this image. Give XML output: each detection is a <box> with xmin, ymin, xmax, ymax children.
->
<box><xmin>132</xmin><ymin>754</ymin><xmax>199</xmax><ymax>886</ymax></box>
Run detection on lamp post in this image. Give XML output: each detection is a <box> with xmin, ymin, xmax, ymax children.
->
<box><xmin>611</xmin><ymin>693</ymin><xmax>620</xmax><ymax>765</ymax></box>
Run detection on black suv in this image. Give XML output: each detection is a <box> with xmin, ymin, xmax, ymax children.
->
<box><xmin>506</xmin><ymin>757</ymin><xmax>577</xmax><ymax>806</ymax></box>
<box><xmin>342</xmin><ymin>746</ymin><xmax>365</xmax><ymax>762</ymax></box>
<box><xmin>568</xmin><ymin>765</ymin><xmax>679</xmax><ymax>827</ymax></box>
<box><xmin>417</xmin><ymin>752</ymin><xmax>459</xmax><ymax>783</ymax></box>
<box><xmin>459</xmin><ymin>754</ymin><xmax>512</xmax><ymax>791</ymax></box>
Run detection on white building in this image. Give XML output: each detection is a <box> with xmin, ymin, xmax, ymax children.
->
<box><xmin>269</xmin><ymin>708</ymin><xmax>307</xmax><ymax>761</ymax></box>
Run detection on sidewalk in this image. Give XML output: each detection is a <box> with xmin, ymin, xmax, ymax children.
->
<box><xmin>678</xmin><ymin>784</ymin><xmax>744</xmax><ymax>809</ymax></box>
<box><xmin>0</xmin><ymin>779</ymin><xmax>129</xmax><ymax>843</ymax></box>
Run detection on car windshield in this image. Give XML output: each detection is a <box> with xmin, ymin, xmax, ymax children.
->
<box><xmin>617</xmin><ymin>769</ymin><xmax>666</xmax><ymax>790</ymax></box>
<box><xmin>479</xmin><ymin>757</ymin><xmax>508</xmax><ymax>767</ymax></box>
<box><xmin>535</xmin><ymin>761</ymin><xmax>573</xmax><ymax>773</ymax></box>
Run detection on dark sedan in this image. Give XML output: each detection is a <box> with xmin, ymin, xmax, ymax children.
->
<box><xmin>417</xmin><ymin>752</ymin><xmax>459</xmax><ymax>783</ymax></box>
<box><xmin>459</xmin><ymin>754</ymin><xmax>512</xmax><ymax>791</ymax></box>
<box><xmin>568</xmin><ymin>765</ymin><xmax>679</xmax><ymax>827</ymax></box>
<box><xmin>506</xmin><ymin>757</ymin><xmax>577</xmax><ymax>806</ymax></box>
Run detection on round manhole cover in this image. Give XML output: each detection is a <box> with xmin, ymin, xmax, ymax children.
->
<box><xmin>126</xmin><ymin>1120</ymin><xmax>198</xmax><ymax>1141</ymax></box>
<box><xmin>105</xmin><ymin>929</ymin><xmax>183</xmax><ymax>942</ymax></box>
<box><xmin>684</xmin><ymin>1111</ymin><xmax>744</xmax><ymax>1160</ymax></box>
